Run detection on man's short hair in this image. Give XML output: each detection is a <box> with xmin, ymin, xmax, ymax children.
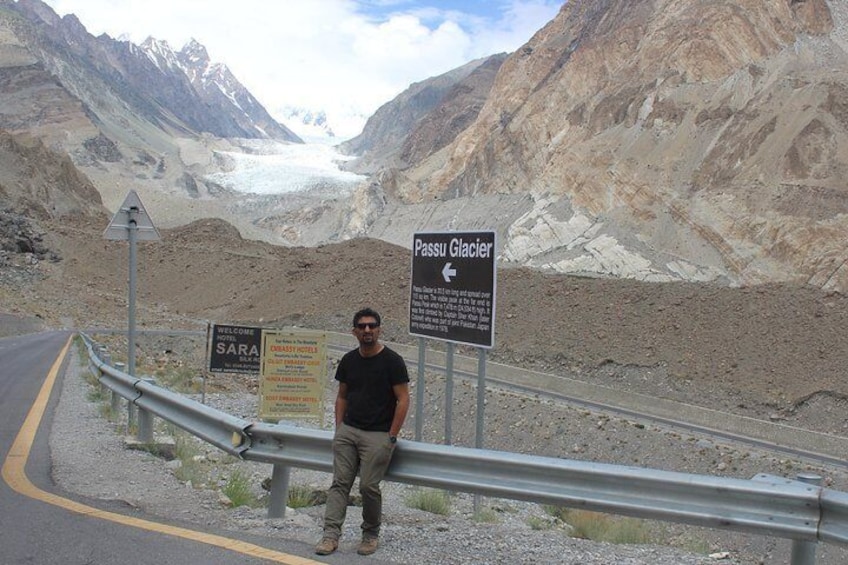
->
<box><xmin>353</xmin><ymin>307</ymin><xmax>381</xmax><ymax>327</ymax></box>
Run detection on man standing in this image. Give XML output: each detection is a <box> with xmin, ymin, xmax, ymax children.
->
<box><xmin>315</xmin><ymin>307</ymin><xmax>410</xmax><ymax>556</ymax></box>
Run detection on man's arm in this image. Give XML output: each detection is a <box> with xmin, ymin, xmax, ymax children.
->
<box><xmin>389</xmin><ymin>382</ymin><xmax>410</xmax><ymax>438</ymax></box>
<box><xmin>335</xmin><ymin>382</ymin><xmax>348</xmax><ymax>427</ymax></box>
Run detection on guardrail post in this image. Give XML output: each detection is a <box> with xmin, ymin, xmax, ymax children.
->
<box><xmin>267</xmin><ymin>464</ymin><xmax>291</xmax><ymax>519</ymax></box>
<box><xmin>137</xmin><ymin>377</ymin><xmax>156</xmax><ymax>443</ymax></box>
<box><xmin>110</xmin><ymin>387</ymin><xmax>122</xmax><ymax>415</ymax></box>
<box><xmin>99</xmin><ymin>351</ymin><xmax>111</xmax><ymax>397</ymax></box>
<box><xmin>791</xmin><ymin>473</ymin><xmax>822</xmax><ymax>565</ymax></box>
<box><xmin>114</xmin><ymin>362</ymin><xmax>136</xmax><ymax>429</ymax></box>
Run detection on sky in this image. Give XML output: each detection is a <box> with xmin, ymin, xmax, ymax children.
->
<box><xmin>42</xmin><ymin>0</ymin><xmax>562</xmax><ymax>139</ymax></box>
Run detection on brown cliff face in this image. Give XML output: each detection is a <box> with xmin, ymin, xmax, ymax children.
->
<box><xmin>393</xmin><ymin>0</ymin><xmax>846</xmax><ymax>290</ymax></box>
<box><xmin>339</xmin><ymin>55</ymin><xmax>506</xmax><ymax>175</ymax></box>
<box><xmin>0</xmin><ymin>130</ymin><xmax>103</xmax><ymax>220</ymax></box>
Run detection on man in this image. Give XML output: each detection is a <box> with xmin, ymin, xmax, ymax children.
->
<box><xmin>315</xmin><ymin>307</ymin><xmax>410</xmax><ymax>556</ymax></box>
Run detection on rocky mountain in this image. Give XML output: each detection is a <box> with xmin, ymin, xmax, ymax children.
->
<box><xmin>1</xmin><ymin>0</ymin><xmax>300</xmax><ymax>143</ymax></box>
<box><xmin>0</xmin><ymin>0</ymin><xmax>846</xmax><ymax>297</ymax></box>
<box><xmin>0</xmin><ymin>128</ymin><xmax>104</xmax><ymax>291</ymax></box>
<box><xmin>330</xmin><ymin>0</ymin><xmax>848</xmax><ymax>293</ymax></box>
<box><xmin>339</xmin><ymin>54</ymin><xmax>508</xmax><ymax>174</ymax></box>
<box><xmin>0</xmin><ymin>0</ymin><xmax>301</xmax><ymax>220</ymax></box>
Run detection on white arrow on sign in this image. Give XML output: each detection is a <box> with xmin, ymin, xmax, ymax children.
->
<box><xmin>442</xmin><ymin>262</ymin><xmax>457</xmax><ymax>283</ymax></box>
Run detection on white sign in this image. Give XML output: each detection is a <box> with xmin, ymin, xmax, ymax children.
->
<box><xmin>103</xmin><ymin>190</ymin><xmax>160</xmax><ymax>241</ymax></box>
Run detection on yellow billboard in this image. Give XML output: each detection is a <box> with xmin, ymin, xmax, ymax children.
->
<box><xmin>259</xmin><ymin>330</ymin><xmax>327</xmax><ymax>421</ymax></box>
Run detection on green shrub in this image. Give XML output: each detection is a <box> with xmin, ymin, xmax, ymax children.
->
<box><xmin>172</xmin><ymin>434</ymin><xmax>209</xmax><ymax>487</ymax></box>
<box><xmin>473</xmin><ymin>507</ymin><xmax>501</xmax><ymax>524</ymax></box>
<box><xmin>553</xmin><ymin>507</ymin><xmax>653</xmax><ymax>544</ymax></box>
<box><xmin>154</xmin><ymin>366</ymin><xmax>201</xmax><ymax>393</ymax></box>
<box><xmin>173</xmin><ymin>457</ymin><xmax>208</xmax><ymax>488</ymax></box>
<box><xmin>287</xmin><ymin>484</ymin><xmax>321</xmax><ymax>508</ymax></box>
<box><xmin>527</xmin><ymin>515</ymin><xmax>556</xmax><ymax>530</ymax></box>
<box><xmin>405</xmin><ymin>488</ymin><xmax>451</xmax><ymax>515</ymax></box>
<box><xmin>222</xmin><ymin>469</ymin><xmax>258</xmax><ymax>508</ymax></box>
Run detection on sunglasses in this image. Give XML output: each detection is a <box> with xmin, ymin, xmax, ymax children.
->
<box><xmin>355</xmin><ymin>322</ymin><xmax>380</xmax><ymax>330</ymax></box>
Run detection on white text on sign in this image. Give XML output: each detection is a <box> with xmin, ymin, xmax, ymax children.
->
<box><xmin>414</xmin><ymin>237</ymin><xmax>494</xmax><ymax>259</ymax></box>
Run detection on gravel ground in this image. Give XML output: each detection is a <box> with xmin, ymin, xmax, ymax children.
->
<box><xmin>50</xmin><ymin>345</ymin><xmax>848</xmax><ymax>565</ymax></box>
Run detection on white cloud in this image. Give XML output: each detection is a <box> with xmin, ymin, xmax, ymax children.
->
<box><xmin>43</xmin><ymin>0</ymin><xmax>561</xmax><ymax>137</ymax></box>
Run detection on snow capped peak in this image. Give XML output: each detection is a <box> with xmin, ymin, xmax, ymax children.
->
<box><xmin>141</xmin><ymin>36</ymin><xmax>173</xmax><ymax>54</ymax></box>
<box><xmin>180</xmin><ymin>38</ymin><xmax>210</xmax><ymax>66</ymax></box>
<box><xmin>126</xmin><ymin>35</ymin><xmax>301</xmax><ymax>142</ymax></box>
<box><xmin>139</xmin><ymin>37</ymin><xmax>182</xmax><ymax>70</ymax></box>
<box><xmin>277</xmin><ymin>106</ymin><xmax>340</xmax><ymax>143</ymax></box>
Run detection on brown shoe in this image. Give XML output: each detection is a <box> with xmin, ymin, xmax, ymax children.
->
<box><xmin>357</xmin><ymin>537</ymin><xmax>379</xmax><ymax>556</ymax></box>
<box><xmin>314</xmin><ymin>537</ymin><xmax>338</xmax><ymax>555</ymax></box>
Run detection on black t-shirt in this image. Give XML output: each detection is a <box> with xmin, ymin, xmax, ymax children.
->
<box><xmin>336</xmin><ymin>346</ymin><xmax>409</xmax><ymax>432</ymax></box>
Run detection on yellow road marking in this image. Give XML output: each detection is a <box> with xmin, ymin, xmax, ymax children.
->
<box><xmin>1</xmin><ymin>335</ymin><xmax>325</xmax><ymax>565</ymax></box>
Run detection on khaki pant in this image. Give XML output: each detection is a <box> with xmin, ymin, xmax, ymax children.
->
<box><xmin>322</xmin><ymin>422</ymin><xmax>394</xmax><ymax>540</ymax></box>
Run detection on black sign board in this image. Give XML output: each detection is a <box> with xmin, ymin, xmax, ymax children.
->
<box><xmin>409</xmin><ymin>231</ymin><xmax>497</xmax><ymax>348</ymax></box>
<box><xmin>208</xmin><ymin>324</ymin><xmax>262</xmax><ymax>374</ymax></box>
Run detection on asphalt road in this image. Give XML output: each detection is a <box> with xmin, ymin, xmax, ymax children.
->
<box><xmin>0</xmin><ymin>330</ymin><xmax>328</xmax><ymax>565</ymax></box>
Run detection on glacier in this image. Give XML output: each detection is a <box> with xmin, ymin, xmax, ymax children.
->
<box><xmin>204</xmin><ymin>142</ymin><xmax>364</xmax><ymax>195</ymax></box>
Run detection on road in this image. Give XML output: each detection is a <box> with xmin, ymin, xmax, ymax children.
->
<box><xmin>0</xmin><ymin>330</ymin><xmax>335</xmax><ymax>565</ymax></box>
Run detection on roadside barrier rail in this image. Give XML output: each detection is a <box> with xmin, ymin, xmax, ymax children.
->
<box><xmin>80</xmin><ymin>333</ymin><xmax>848</xmax><ymax>564</ymax></box>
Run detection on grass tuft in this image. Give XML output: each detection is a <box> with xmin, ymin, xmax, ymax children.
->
<box><xmin>287</xmin><ymin>484</ymin><xmax>322</xmax><ymax>508</ymax></box>
<box><xmin>222</xmin><ymin>469</ymin><xmax>259</xmax><ymax>508</ymax></box>
<box><xmin>472</xmin><ymin>507</ymin><xmax>501</xmax><ymax>524</ymax></box>
<box><xmin>545</xmin><ymin>506</ymin><xmax>653</xmax><ymax>544</ymax></box>
<box><xmin>527</xmin><ymin>515</ymin><xmax>556</xmax><ymax>530</ymax></box>
<box><xmin>405</xmin><ymin>488</ymin><xmax>451</xmax><ymax>515</ymax></box>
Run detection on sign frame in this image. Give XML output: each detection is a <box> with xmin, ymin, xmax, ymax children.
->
<box><xmin>258</xmin><ymin>330</ymin><xmax>328</xmax><ymax>421</ymax></box>
<box><xmin>408</xmin><ymin>230</ymin><xmax>497</xmax><ymax>348</ymax></box>
<box><xmin>208</xmin><ymin>323</ymin><xmax>262</xmax><ymax>374</ymax></box>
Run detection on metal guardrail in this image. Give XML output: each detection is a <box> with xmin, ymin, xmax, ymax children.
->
<box><xmin>79</xmin><ymin>333</ymin><xmax>848</xmax><ymax>563</ymax></box>
<box><xmin>86</xmin><ymin>326</ymin><xmax>848</xmax><ymax>467</ymax></box>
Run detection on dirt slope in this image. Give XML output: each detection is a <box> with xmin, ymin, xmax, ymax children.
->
<box><xmin>3</xmin><ymin>214</ymin><xmax>846</xmax><ymax>431</ymax></box>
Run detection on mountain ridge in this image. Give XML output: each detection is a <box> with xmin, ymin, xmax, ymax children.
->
<box><xmin>0</xmin><ymin>0</ymin><xmax>311</xmax><ymax>231</ymax></box>
<box><xmin>1</xmin><ymin>0</ymin><xmax>847</xmax><ymax>295</ymax></box>
<box><xmin>328</xmin><ymin>0</ymin><xmax>848</xmax><ymax>293</ymax></box>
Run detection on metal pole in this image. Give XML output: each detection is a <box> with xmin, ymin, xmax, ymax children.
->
<box><xmin>790</xmin><ymin>473</ymin><xmax>822</xmax><ymax>565</ymax></box>
<box><xmin>137</xmin><ymin>377</ymin><xmax>155</xmax><ymax>443</ymax></box>
<box><xmin>473</xmin><ymin>347</ymin><xmax>487</xmax><ymax>514</ymax></box>
<box><xmin>202</xmin><ymin>322</ymin><xmax>211</xmax><ymax>404</ymax></box>
<box><xmin>127</xmin><ymin>207</ymin><xmax>138</xmax><ymax>377</ymax></box>
<box><xmin>415</xmin><ymin>337</ymin><xmax>426</xmax><ymax>442</ymax></box>
<box><xmin>267</xmin><ymin>464</ymin><xmax>291</xmax><ymax>518</ymax></box>
<box><xmin>475</xmin><ymin>347</ymin><xmax>486</xmax><ymax>448</ymax></box>
<box><xmin>126</xmin><ymin>208</ymin><xmax>138</xmax><ymax>430</ymax></box>
<box><xmin>137</xmin><ymin>405</ymin><xmax>153</xmax><ymax>442</ymax></box>
<box><xmin>110</xmin><ymin>388</ymin><xmax>121</xmax><ymax>415</ymax></box>
<box><xmin>113</xmin><ymin>362</ymin><xmax>125</xmax><ymax>417</ymax></box>
<box><xmin>99</xmin><ymin>350</ymin><xmax>111</xmax><ymax>397</ymax></box>
<box><xmin>444</xmin><ymin>342</ymin><xmax>454</xmax><ymax>445</ymax></box>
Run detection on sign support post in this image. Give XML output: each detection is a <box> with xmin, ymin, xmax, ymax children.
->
<box><xmin>103</xmin><ymin>190</ymin><xmax>161</xmax><ymax>376</ymax></box>
<box><xmin>445</xmin><ymin>342</ymin><xmax>455</xmax><ymax>445</ymax></box>
<box><xmin>127</xmin><ymin>206</ymin><xmax>138</xmax><ymax>379</ymax></box>
<box><xmin>409</xmin><ymin>230</ymin><xmax>497</xmax><ymax>452</ymax></box>
<box><xmin>473</xmin><ymin>346</ymin><xmax>488</xmax><ymax>513</ymax></box>
<box><xmin>415</xmin><ymin>336</ymin><xmax>426</xmax><ymax>442</ymax></box>
<box><xmin>104</xmin><ymin>190</ymin><xmax>160</xmax><ymax>436</ymax></box>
